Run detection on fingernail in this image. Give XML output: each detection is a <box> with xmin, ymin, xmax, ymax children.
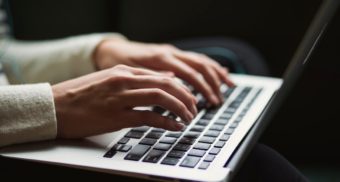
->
<box><xmin>211</xmin><ymin>95</ymin><xmax>220</xmax><ymax>105</ymax></box>
<box><xmin>230</xmin><ymin>82</ymin><xmax>237</xmax><ymax>88</ymax></box>
<box><xmin>219</xmin><ymin>93</ymin><xmax>224</xmax><ymax>102</ymax></box>
<box><xmin>187</xmin><ymin>112</ymin><xmax>194</xmax><ymax>122</ymax></box>
<box><xmin>193</xmin><ymin>96</ymin><xmax>198</xmax><ymax>104</ymax></box>
<box><xmin>174</xmin><ymin>122</ymin><xmax>185</xmax><ymax>130</ymax></box>
<box><xmin>193</xmin><ymin>105</ymin><xmax>198</xmax><ymax>115</ymax></box>
<box><xmin>190</xmin><ymin>106</ymin><xmax>197</xmax><ymax>116</ymax></box>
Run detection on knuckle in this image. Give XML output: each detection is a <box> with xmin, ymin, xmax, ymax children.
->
<box><xmin>178</xmin><ymin>102</ymin><xmax>187</xmax><ymax>112</ymax></box>
<box><xmin>108</xmin><ymin>74</ymin><xmax>132</xmax><ymax>87</ymax></box>
<box><xmin>161</xmin><ymin>43</ymin><xmax>176</xmax><ymax>50</ymax></box>
<box><xmin>160</xmin><ymin>77</ymin><xmax>175</xmax><ymax>88</ymax></box>
<box><xmin>200</xmin><ymin>64</ymin><xmax>210</xmax><ymax>73</ymax></box>
<box><xmin>153</xmin><ymin>52</ymin><xmax>168</xmax><ymax>61</ymax></box>
<box><xmin>200</xmin><ymin>53</ymin><xmax>210</xmax><ymax>59</ymax></box>
<box><xmin>193</xmin><ymin>71</ymin><xmax>202</xmax><ymax>79</ymax></box>
<box><xmin>150</xmin><ymin>88</ymin><xmax>166</xmax><ymax>99</ymax></box>
<box><xmin>114</xmin><ymin>64</ymin><xmax>129</xmax><ymax>70</ymax></box>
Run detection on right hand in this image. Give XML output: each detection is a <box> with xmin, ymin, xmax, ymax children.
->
<box><xmin>52</xmin><ymin>65</ymin><xmax>197</xmax><ymax>139</ymax></box>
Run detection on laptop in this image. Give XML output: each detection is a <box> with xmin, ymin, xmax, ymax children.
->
<box><xmin>1</xmin><ymin>0</ymin><xmax>338</xmax><ymax>181</ymax></box>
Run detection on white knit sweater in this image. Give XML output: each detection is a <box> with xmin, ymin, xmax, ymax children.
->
<box><xmin>0</xmin><ymin>33</ymin><xmax>124</xmax><ymax>147</ymax></box>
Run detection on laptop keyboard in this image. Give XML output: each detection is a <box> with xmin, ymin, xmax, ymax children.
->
<box><xmin>104</xmin><ymin>86</ymin><xmax>262</xmax><ymax>170</ymax></box>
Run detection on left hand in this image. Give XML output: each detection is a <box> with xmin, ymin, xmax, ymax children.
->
<box><xmin>93</xmin><ymin>40</ymin><xmax>235</xmax><ymax>105</ymax></box>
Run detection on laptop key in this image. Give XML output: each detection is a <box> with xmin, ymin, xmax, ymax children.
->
<box><xmin>143</xmin><ymin>149</ymin><xmax>166</xmax><ymax>163</ymax></box>
<box><xmin>139</xmin><ymin>138</ymin><xmax>157</xmax><ymax>146</ymax></box>
<box><xmin>125</xmin><ymin>131</ymin><xmax>145</xmax><ymax>139</ymax></box>
<box><xmin>188</xmin><ymin>149</ymin><xmax>206</xmax><ymax>157</ymax></box>
<box><xmin>179</xmin><ymin>137</ymin><xmax>196</xmax><ymax>145</ymax></box>
<box><xmin>220</xmin><ymin>113</ymin><xmax>233</xmax><ymax>119</ymax></box>
<box><xmin>117</xmin><ymin>137</ymin><xmax>130</xmax><ymax>144</ymax></box>
<box><xmin>215</xmin><ymin>119</ymin><xmax>229</xmax><ymax>125</ymax></box>
<box><xmin>131</xmin><ymin>126</ymin><xmax>150</xmax><ymax>133</ymax></box>
<box><xmin>223</xmin><ymin>88</ymin><xmax>235</xmax><ymax>99</ymax></box>
<box><xmin>225</xmin><ymin>128</ymin><xmax>235</xmax><ymax>135</ymax></box>
<box><xmin>234</xmin><ymin>116</ymin><xmax>243</xmax><ymax>123</ymax></box>
<box><xmin>125</xmin><ymin>144</ymin><xmax>150</xmax><ymax>161</ymax></box>
<box><xmin>167</xmin><ymin>112</ymin><xmax>178</xmax><ymax>120</ymax></box>
<box><xmin>204</xmin><ymin>130</ymin><xmax>220</xmax><ymax>137</ymax></box>
<box><xmin>206</xmin><ymin>106</ymin><xmax>220</xmax><ymax>114</ymax></box>
<box><xmin>116</xmin><ymin>144</ymin><xmax>132</xmax><ymax>152</ymax></box>
<box><xmin>153</xmin><ymin>106</ymin><xmax>166</xmax><ymax>115</ymax></box>
<box><xmin>196</xmin><ymin>98</ymin><xmax>207</xmax><ymax>112</ymax></box>
<box><xmin>161</xmin><ymin>157</ymin><xmax>180</xmax><ymax>166</ymax></box>
<box><xmin>219</xmin><ymin>134</ymin><xmax>230</xmax><ymax>141</ymax></box>
<box><xmin>204</xmin><ymin>154</ymin><xmax>215</xmax><ymax>162</ymax></box>
<box><xmin>103</xmin><ymin>150</ymin><xmax>116</xmax><ymax>158</ymax></box>
<box><xmin>153</xmin><ymin>143</ymin><xmax>172</xmax><ymax>151</ymax></box>
<box><xmin>199</xmin><ymin>136</ymin><xmax>216</xmax><ymax>144</ymax></box>
<box><xmin>190</xmin><ymin>125</ymin><xmax>205</xmax><ymax>132</ymax></box>
<box><xmin>214</xmin><ymin>141</ymin><xmax>225</xmax><ymax>148</ymax></box>
<box><xmin>198</xmin><ymin>162</ymin><xmax>210</xmax><ymax>170</ymax></box>
<box><xmin>209</xmin><ymin>124</ymin><xmax>224</xmax><ymax>131</ymax></box>
<box><xmin>209</xmin><ymin>147</ymin><xmax>221</xmax><ymax>155</ymax></box>
<box><xmin>167</xmin><ymin>150</ymin><xmax>186</xmax><ymax>158</ymax></box>
<box><xmin>229</xmin><ymin>122</ymin><xmax>238</xmax><ymax>128</ymax></box>
<box><xmin>193</xmin><ymin>143</ymin><xmax>211</xmax><ymax>150</ymax></box>
<box><xmin>196</xmin><ymin>119</ymin><xmax>210</xmax><ymax>126</ymax></box>
<box><xmin>111</xmin><ymin>144</ymin><xmax>124</xmax><ymax>151</ymax></box>
<box><xmin>201</xmin><ymin>113</ymin><xmax>215</xmax><ymax>120</ymax></box>
<box><xmin>224</xmin><ymin>107</ymin><xmax>237</xmax><ymax>114</ymax></box>
<box><xmin>184</xmin><ymin>131</ymin><xmax>201</xmax><ymax>138</ymax></box>
<box><xmin>145</xmin><ymin>132</ymin><xmax>163</xmax><ymax>139</ymax></box>
<box><xmin>159</xmin><ymin>137</ymin><xmax>177</xmax><ymax>144</ymax></box>
<box><xmin>180</xmin><ymin>156</ymin><xmax>201</xmax><ymax>168</ymax></box>
<box><xmin>173</xmin><ymin>144</ymin><xmax>191</xmax><ymax>151</ymax></box>
<box><xmin>165</xmin><ymin>132</ymin><xmax>182</xmax><ymax>138</ymax></box>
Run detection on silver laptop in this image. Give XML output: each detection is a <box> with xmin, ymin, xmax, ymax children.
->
<box><xmin>1</xmin><ymin>0</ymin><xmax>338</xmax><ymax>181</ymax></box>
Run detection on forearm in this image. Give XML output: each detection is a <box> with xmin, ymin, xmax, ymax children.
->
<box><xmin>0</xmin><ymin>83</ymin><xmax>56</xmax><ymax>147</ymax></box>
<box><xmin>0</xmin><ymin>33</ymin><xmax>126</xmax><ymax>84</ymax></box>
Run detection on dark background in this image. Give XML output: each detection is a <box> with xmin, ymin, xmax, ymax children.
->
<box><xmin>5</xmin><ymin>0</ymin><xmax>340</xmax><ymax>179</ymax></box>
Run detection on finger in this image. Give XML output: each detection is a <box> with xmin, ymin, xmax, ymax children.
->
<box><xmin>174</xmin><ymin>52</ymin><xmax>223</xmax><ymax>101</ymax></box>
<box><xmin>135</xmin><ymin>54</ymin><xmax>219</xmax><ymax>105</ymax></box>
<box><xmin>124</xmin><ymin>75</ymin><xmax>197</xmax><ymax>115</ymax></box>
<box><xmin>127</xmin><ymin>110</ymin><xmax>185</xmax><ymax>131</ymax></box>
<box><xmin>162</xmin><ymin>57</ymin><xmax>220</xmax><ymax>105</ymax></box>
<box><xmin>196</xmin><ymin>54</ymin><xmax>236</xmax><ymax>87</ymax></box>
<box><xmin>122</xmin><ymin>88</ymin><xmax>194</xmax><ymax>123</ymax></box>
<box><xmin>118</xmin><ymin>65</ymin><xmax>172</xmax><ymax>77</ymax></box>
<box><xmin>215</xmin><ymin>67</ymin><xmax>236</xmax><ymax>87</ymax></box>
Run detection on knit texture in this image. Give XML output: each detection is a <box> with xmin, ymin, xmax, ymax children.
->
<box><xmin>0</xmin><ymin>83</ymin><xmax>57</xmax><ymax>147</ymax></box>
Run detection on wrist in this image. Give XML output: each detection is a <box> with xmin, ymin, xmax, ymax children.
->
<box><xmin>51</xmin><ymin>84</ymin><xmax>67</xmax><ymax>138</ymax></box>
<box><xmin>92</xmin><ymin>38</ymin><xmax>127</xmax><ymax>70</ymax></box>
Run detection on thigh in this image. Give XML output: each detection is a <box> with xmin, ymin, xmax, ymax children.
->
<box><xmin>232</xmin><ymin>144</ymin><xmax>308</xmax><ymax>182</ymax></box>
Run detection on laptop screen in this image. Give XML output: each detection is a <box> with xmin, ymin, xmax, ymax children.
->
<box><xmin>226</xmin><ymin>0</ymin><xmax>339</xmax><ymax>172</ymax></box>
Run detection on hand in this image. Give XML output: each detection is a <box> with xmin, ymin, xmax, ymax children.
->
<box><xmin>52</xmin><ymin>65</ymin><xmax>197</xmax><ymax>138</ymax></box>
<box><xmin>93</xmin><ymin>40</ymin><xmax>235</xmax><ymax>106</ymax></box>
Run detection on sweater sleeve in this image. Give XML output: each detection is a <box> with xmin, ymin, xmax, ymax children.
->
<box><xmin>0</xmin><ymin>83</ymin><xmax>56</xmax><ymax>147</ymax></box>
<box><xmin>0</xmin><ymin>33</ymin><xmax>126</xmax><ymax>84</ymax></box>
